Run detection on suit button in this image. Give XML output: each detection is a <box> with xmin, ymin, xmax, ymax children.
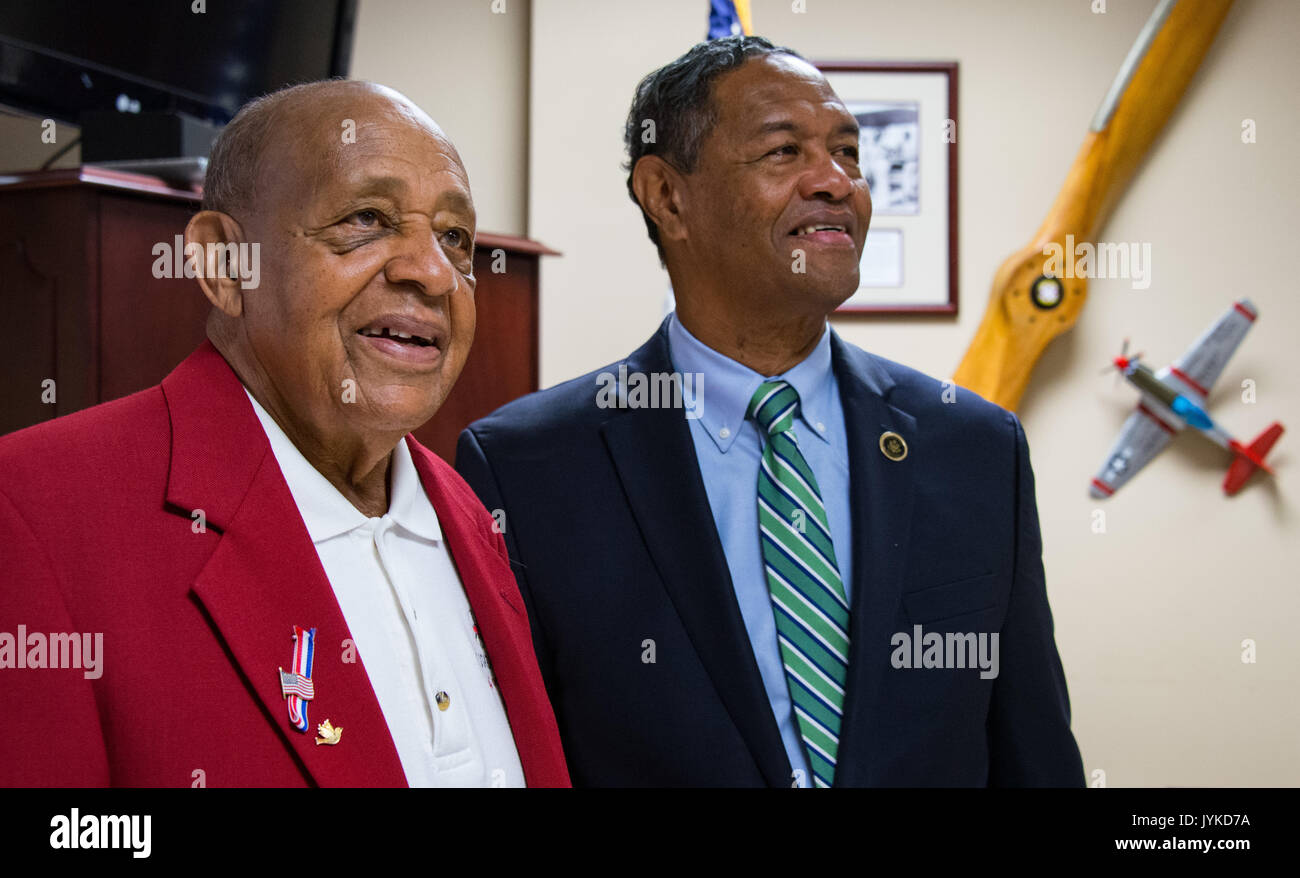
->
<box><xmin>435</xmin><ymin>691</ymin><xmax>450</xmax><ymax>711</ymax></box>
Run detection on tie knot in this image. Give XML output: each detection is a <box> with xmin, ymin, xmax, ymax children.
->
<box><xmin>747</xmin><ymin>380</ymin><xmax>800</xmax><ymax>436</ymax></box>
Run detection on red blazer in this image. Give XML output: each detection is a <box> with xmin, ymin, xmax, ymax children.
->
<box><xmin>0</xmin><ymin>342</ymin><xmax>569</xmax><ymax>787</ymax></box>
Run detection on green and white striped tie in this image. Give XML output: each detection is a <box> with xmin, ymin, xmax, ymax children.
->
<box><xmin>748</xmin><ymin>379</ymin><xmax>850</xmax><ymax>788</ymax></box>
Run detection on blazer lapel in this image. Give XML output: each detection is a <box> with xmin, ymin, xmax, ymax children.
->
<box><xmin>406</xmin><ymin>439</ymin><xmax>569</xmax><ymax>788</ymax></box>
<box><xmin>163</xmin><ymin>342</ymin><xmax>408</xmax><ymax>788</ymax></box>
<box><xmin>599</xmin><ymin>326</ymin><xmax>792</xmax><ymax>787</ymax></box>
<box><xmin>829</xmin><ymin>334</ymin><xmax>917</xmax><ymax>786</ymax></box>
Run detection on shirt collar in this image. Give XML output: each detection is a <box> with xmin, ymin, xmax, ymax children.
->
<box><xmin>666</xmin><ymin>311</ymin><xmax>835</xmax><ymax>453</ymax></box>
<box><xmin>243</xmin><ymin>387</ymin><xmax>442</xmax><ymax>544</ymax></box>
<box><xmin>387</xmin><ymin>434</ymin><xmax>443</xmax><ymax>542</ymax></box>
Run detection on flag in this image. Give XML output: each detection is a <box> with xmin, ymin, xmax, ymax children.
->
<box><xmin>707</xmin><ymin>0</ymin><xmax>753</xmax><ymax>39</ymax></box>
<box><xmin>279</xmin><ymin>670</ymin><xmax>315</xmax><ymax>701</ymax></box>
<box><xmin>282</xmin><ymin>626</ymin><xmax>317</xmax><ymax>733</ymax></box>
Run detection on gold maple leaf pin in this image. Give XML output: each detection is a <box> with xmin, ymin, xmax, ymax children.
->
<box><xmin>315</xmin><ymin>719</ymin><xmax>342</xmax><ymax>746</ymax></box>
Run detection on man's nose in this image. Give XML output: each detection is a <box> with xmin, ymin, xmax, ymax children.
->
<box><xmin>383</xmin><ymin>223</ymin><xmax>460</xmax><ymax>299</ymax></box>
<box><xmin>798</xmin><ymin>147</ymin><xmax>856</xmax><ymax>202</ymax></box>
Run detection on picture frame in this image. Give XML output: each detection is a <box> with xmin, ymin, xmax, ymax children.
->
<box><xmin>817</xmin><ymin>61</ymin><xmax>959</xmax><ymax>315</ymax></box>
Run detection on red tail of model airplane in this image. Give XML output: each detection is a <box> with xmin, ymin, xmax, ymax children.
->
<box><xmin>1224</xmin><ymin>422</ymin><xmax>1284</xmax><ymax>495</ymax></box>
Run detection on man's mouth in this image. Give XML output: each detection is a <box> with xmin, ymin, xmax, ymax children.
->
<box><xmin>357</xmin><ymin>326</ymin><xmax>436</xmax><ymax>347</ymax></box>
<box><xmin>788</xmin><ymin>222</ymin><xmax>855</xmax><ymax>248</ymax></box>
<box><xmin>791</xmin><ymin>223</ymin><xmax>848</xmax><ymax>237</ymax></box>
<box><xmin>354</xmin><ymin>314</ymin><xmax>445</xmax><ymax>367</ymax></box>
<box><xmin>787</xmin><ymin>212</ymin><xmax>857</xmax><ymax>248</ymax></box>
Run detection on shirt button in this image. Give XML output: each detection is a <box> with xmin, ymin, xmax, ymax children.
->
<box><xmin>435</xmin><ymin>691</ymin><xmax>450</xmax><ymax>711</ymax></box>
<box><xmin>816</xmin><ymin>422</ymin><xmax>826</xmax><ymax>432</ymax></box>
<box><xmin>719</xmin><ymin>427</ymin><xmax>731</xmax><ymax>440</ymax></box>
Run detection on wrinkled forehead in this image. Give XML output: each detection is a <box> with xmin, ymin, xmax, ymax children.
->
<box><xmin>714</xmin><ymin>54</ymin><xmax>852</xmax><ymax>132</ymax></box>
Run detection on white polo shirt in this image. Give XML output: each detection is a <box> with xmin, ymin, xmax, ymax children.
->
<box><xmin>245</xmin><ymin>388</ymin><xmax>525</xmax><ymax>787</ymax></box>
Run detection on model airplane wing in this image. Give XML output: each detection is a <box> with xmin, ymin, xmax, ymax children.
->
<box><xmin>1161</xmin><ymin>298</ymin><xmax>1257</xmax><ymax>402</ymax></box>
<box><xmin>1090</xmin><ymin>405</ymin><xmax>1179</xmax><ymax>498</ymax></box>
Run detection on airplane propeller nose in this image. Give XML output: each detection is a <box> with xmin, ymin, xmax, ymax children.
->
<box><xmin>1103</xmin><ymin>341</ymin><xmax>1140</xmax><ymax>379</ymax></box>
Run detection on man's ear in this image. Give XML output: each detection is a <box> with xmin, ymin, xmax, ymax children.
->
<box><xmin>631</xmin><ymin>155</ymin><xmax>690</xmax><ymax>248</ymax></box>
<box><xmin>185</xmin><ymin>210</ymin><xmax>247</xmax><ymax>318</ymax></box>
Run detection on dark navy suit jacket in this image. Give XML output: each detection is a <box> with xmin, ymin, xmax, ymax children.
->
<box><xmin>456</xmin><ymin>319</ymin><xmax>1084</xmax><ymax>787</ymax></box>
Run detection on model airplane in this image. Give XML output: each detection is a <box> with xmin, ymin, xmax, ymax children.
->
<box><xmin>1090</xmin><ymin>298</ymin><xmax>1283</xmax><ymax>499</ymax></box>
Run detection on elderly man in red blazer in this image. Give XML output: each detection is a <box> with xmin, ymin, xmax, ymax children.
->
<box><xmin>0</xmin><ymin>80</ymin><xmax>568</xmax><ymax>787</ymax></box>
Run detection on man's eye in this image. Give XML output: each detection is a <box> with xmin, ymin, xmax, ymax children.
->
<box><xmin>767</xmin><ymin>145</ymin><xmax>797</xmax><ymax>157</ymax></box>
<box><xmin>838</xmin><ymin>146</ymin><xmax>860</xmax><ymax>161</ymax></box>
<box><xmin>347</xmin><ymin>209</ymin><xmax>382</xmax><ymax>227</ymax></box>
<box><xmin>441</xmin><ymin>228</ymin><xmax>468</xmax><ymax>248</ymax></box>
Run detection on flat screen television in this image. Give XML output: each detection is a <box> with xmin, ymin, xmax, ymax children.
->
<box><xmin>0</xmin><ymin>0</ymin><xmax>356</xmax><ymax>126</ymax></box>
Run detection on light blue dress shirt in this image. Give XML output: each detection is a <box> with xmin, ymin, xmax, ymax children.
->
<box><xmin>666</xmin><ymin>312</ymin><xmax>853</xmax><ymax>787</ymax></box>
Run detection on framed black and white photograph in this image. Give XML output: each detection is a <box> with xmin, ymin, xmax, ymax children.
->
<box><xmin>818</xmin><ymin>61</ymin><xmax>958</xmax><ymax>314</ymax></box>
<box><xmin>853</xmin><ymin>101</ymin><xmax>919</xmax><ymax>215</ymax></box>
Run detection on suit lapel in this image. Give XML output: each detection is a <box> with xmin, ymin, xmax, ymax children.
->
<box><xmin>829</xmin><ymin>334</ymin><xmax>917</xmax><ymax>786</ymax></box>
<box><xmin>600</xmin><ymin>327</ymin><xmax>792</xmax><ymax>787</ymax></box>
<box><xmin>163</xmin><ymin>342</ymin><xmax>407</xmax><ymax>788</ymax></box>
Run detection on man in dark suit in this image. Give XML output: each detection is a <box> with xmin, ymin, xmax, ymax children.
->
<box><xmin>457</xmin><ymin>36</ymin><xmax>1083</xmax><ymax>787</ymax></box>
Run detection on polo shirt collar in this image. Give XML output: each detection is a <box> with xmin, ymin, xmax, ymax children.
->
<box><xmin>243</xmin><ymin>387</ymin><xmax>442</xmax><ymax>544</ymax></box>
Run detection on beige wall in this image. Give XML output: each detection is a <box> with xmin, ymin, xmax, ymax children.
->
<box><xmin>352</xmin><ymin>0</ymin><xmax>531</xmax><ymax>235</ymax></box>
<box><xmin>529</xmin><ymin>0</ymin><xmax>1300</xmax><ymax>786</ymax></box>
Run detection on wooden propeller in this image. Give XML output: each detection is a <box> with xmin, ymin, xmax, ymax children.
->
<box><xmin>952</xmin><ymin>0</ymin><xmax>1236</xmax><ymax>410</ymax></box>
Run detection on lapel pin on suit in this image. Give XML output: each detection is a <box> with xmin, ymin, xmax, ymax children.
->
<box><xmin>879</xmin><ymin>431</ymin><xmax>909</xmax><ymax>462</ymax></box>
<box><xmin>314</xmin><ymin>719</ymin><xmax>343</xmax><ymax>746</ymax></box>
<box><xmin>279</xmin><ymin>625</ymin><xmax>342</xmax><ymax>744</ymax></box>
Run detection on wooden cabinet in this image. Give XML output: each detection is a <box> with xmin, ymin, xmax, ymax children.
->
<box><xmin>0</xmin><ymin>167</ymin><xmax>551</xmax><ymax>462</ymax></box>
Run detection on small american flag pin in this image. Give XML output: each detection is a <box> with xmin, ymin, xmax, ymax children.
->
<box><xmin>280</xmin><ymin>626</ymin><xmax>317</xmax><ymax>733</ymax></box>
